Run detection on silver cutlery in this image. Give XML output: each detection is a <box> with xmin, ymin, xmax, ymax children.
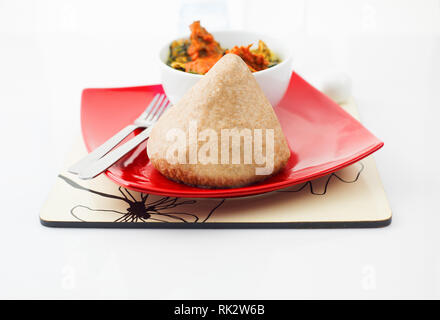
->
<box><xmin>68</xmin><ymin>93</ymin><xmax>169</xmax><ymax>179</ymax></box>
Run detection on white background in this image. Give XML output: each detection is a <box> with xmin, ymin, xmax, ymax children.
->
<box><xmin>0</xmin><ymin>0</ymin><xmax>439</xmax><ymax>299</ymax></box>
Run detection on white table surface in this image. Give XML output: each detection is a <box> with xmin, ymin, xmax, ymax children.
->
<box><xmin>0</xmin><ymin>0</ymin><xmax>439</xmax><ymax>299</ymax></box>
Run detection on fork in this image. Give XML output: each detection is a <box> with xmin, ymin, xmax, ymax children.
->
<box><xmin>69</xmin><ymin>93</ymin><xmax>169</xmax><ymax>179</ymax></box>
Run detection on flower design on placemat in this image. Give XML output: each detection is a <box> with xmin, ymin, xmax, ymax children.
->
<box><xmin>58</xmin><ymin>175</ymin><xmax>225</xmax><ymax>223</ymax></box>
<box><xmin>279</xmin><ymin>162</ymin><xmax>364</xmax><ymax>195</ymax></box>
<box><xmin>58</xmin><ymin>162</ymin><xmax>364</xmax><ymax>224</ymax></box>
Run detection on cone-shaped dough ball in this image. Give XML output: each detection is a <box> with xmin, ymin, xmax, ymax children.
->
<box><xmin>147</xmin><ymin>54</ymin><xmax>290</xmax><ymax>188</ymax></box>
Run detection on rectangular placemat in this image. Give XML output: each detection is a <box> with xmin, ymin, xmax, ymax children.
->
<box><xmin>40</xmin><ymin>99</ymin><xmax>391</xmax><ymax>228</ymax></box>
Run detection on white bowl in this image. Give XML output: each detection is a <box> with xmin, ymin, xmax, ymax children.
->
<box><xmin>159</xmin><ymin>30</ymin><xmax>292</xmax><ymax>106</ymax></box>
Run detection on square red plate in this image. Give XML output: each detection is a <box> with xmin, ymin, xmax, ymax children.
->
<box><xmin>81</xmin><ymin>72</ymin><xmax>383</xmax><ymax>198</ymax></box>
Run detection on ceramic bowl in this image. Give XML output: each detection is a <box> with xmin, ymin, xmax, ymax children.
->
<box><xmin>159</xmin><ymin>30</ymin><xmax>292</xmax><ymax>106</ymax></box>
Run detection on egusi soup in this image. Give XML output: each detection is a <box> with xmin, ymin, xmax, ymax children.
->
<box><xmin>167</xmin><ymin>21</ymin><xmax>281</xmax><ymax>75</ymax></box>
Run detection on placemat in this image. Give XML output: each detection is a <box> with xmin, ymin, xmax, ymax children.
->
<box><xmin>40</xmin><ymin>98</ymin><xmax>391</xmax><ymax>228</ymax></box>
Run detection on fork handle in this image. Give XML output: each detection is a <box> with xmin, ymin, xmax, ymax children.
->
<box><xmin>68</xmin><ymin>124</ymin><xmax>138</xmax><ymax>174</ymax></box>
<box><xmin>77</xmin><ymin>126</ymin><xmax>153</xmax><ymax>180</ymax></box>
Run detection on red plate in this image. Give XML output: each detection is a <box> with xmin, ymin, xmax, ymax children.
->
<box><xmin>81</xmin><ymin>72</ymin><xmax>383</xmax><ymax>198</ymax></box>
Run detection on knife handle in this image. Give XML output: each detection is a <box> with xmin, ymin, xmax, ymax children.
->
<box><xmin>77</xmin><ymin>127</ymin><xmax>152</xmax><ymax>180</ymax></box>
<box><xmin>68</xmin><ymin>124</ymin><xmax>137</xmax><ymax>174</ymax></box>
